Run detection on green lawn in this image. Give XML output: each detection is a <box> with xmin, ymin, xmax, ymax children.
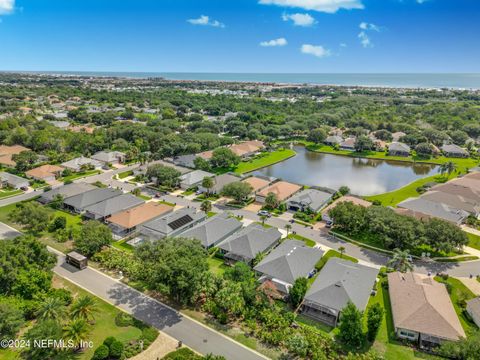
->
<box><xmin>467</xmin><ymin>232</ymin><xmax>480</xmax><ymax>251</ymax></box>
<box><xmin>315</xmin><ymin>249</ymin><xmax>358</xmax><ymax>271</ymax></box>
<box><xmin>208</xmin><ymin>256</ymin><xmax>228</xmax><ymax>276</ymax></box>
<box><xmin>60</xmin><ymin>170</ymin><xmax>101</xmax><ymax>183</ymax></box>
<box><xmin>112</xmin><ymin>238</ymin><xmax>134</xmax><ymax>253</ymax></box>
<box><xmin>136</xmin><ymin>194</ymin><xmax>152</xmax><ymax>201</ymax></box>
<box><xmin>118</xmin><ymin>170</ymin><xmax>133</xmax><ymax>179</ymax></box>
<box><xmin>233</xmin><ymin>149</ymin><xmax>296</xmax><ymax>174</ymax></box>
<box><xmin>207</xmin><ymin>211</ymin><xmax>217</xmax><ymax>218</ymax></box>
<box><xmin>434</xmin><ymin>276</ymin><xmax>478</xmax><ymax>334</ymax></box>
<box><xmin>287</xmin><ymin>233</ymin><xmax>316</xmax><ymax>247</ymax></box>
<box><xmin>0</xmin><ymin>189</ymin><xmax>23</xmax><ymax>199</ymax></box>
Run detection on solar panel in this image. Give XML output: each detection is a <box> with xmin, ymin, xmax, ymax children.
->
<box><xmin>168</xmin><ymin>215</ymin><xmax>193</xmax><ymax>230</ymax></box>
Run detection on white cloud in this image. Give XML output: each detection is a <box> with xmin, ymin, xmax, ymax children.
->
<box><xmin>0</xmin><ymin>0</ymin><xmax>15</xmax><ymax>14</ymax></box>
<box><xmin>259</xmin><ymin>0</ymin><xmax>364</xmax><ymax>13</ymax></box>
<box><xmin>301</xmin><ymin>44</ymin><xmax>331</xmax><ymax>58</ymax></box>
<box><xmin>260</xmin><ymin>38</ymin><xmax>288</xmax><ymax>47</ymax></box>
<box><xmin>359</xmin><ymin>22</ymin><xmax>380</xmax><ymax>32</ymax></box>
<box><xmin>358</xmin><ymin>31</ymin><xmax>372</xmax><ymax>48</ymax></box>
<box><xmin>282</xmin><ymin>13</ymin><xmax>316</xmax><ymax>27</ymax></box>
<box><xmin>187</xmin><ymin>15</ymin><xmax>225</xmax><ymax>28</ymax></box>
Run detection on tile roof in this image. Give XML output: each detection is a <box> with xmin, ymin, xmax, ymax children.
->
<box><xmin>26</xmin><ymin>164</ymin><xmax>64</xmax><ymax>179</ymax></box>
<box><xmin>242</xmin><ymin>176</ymin><xmax>271</xmax><ymax>192</ymax></box>
<box><xmin>257</xmin><ymin>181</ymin><xmax>302</xmax><ymax>201</ymax></box>
<box><xmin>388</xmin><ymin>272</ymin><xmax>465</xmax><ymax>341</ymax></box>
<box><xmin>107</xmin><ymin>202</ymin><xmax>173</xmax><ymax>229</ymax></box>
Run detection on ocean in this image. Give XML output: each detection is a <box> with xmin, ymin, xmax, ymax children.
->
<box><xmin>20</xmin><ymin>71</ymin><xmax>480</xmax><ymax>89</ymax></box>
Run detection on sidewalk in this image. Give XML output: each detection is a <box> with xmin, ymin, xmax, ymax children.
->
<box><xmin>458</xmin><ymin>277</ymin><xmax>480</xmax><ymax>296</ymax></box>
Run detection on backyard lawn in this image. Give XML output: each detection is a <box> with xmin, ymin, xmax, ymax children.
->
<box><xmin>60</xmin><ymin>169</ymin><xmax>101</xmax><ymax>183</ymax></box>
<box><xmin>208</xmin><ymin>255</ymin><xmax>228</xmax><ymax>276</ymax></box>
<box><xmin>233</xmin><ymin>149</ymin><xmax>296</xmax><ymax>174</ymax></box>
<box><xmin>112</xmin><ymin>238</ymin><xmax>135</xmax><ymax>253</ymax></box>
<box><xmin>467</xmin><ymin>232</ymin><xmax>480</xmax><ymax>251</ymax></box>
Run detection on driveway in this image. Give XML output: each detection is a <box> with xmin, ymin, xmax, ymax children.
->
<box><xmin>51</xmin><ymin>250</ymin><xmax>266</xmax><ymax>360</ymax></box>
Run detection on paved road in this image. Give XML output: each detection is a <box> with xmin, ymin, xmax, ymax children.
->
<box><xmin>52</xmin><ymin>250</ymin><xmax>266</xmax><ymax>360</ymax></box>
<box><xmin>0</xmin><ymin>222</ymin><xmax>22</xmax><ymax>239</ymax></box>
<box><xmin>0</xmin><ymin>189</ymin><xmax>43</xmax><ymax>207</ymax></box>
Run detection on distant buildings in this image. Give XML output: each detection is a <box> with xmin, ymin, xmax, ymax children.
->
<box><xmin>61</xmin><ymin>156</ymin><xmax>103</xmax><ymax>172</ymax></box>
<box><xmin>0</xmin><ymin>145</ymin><xmax>30</xmax><ymax>168</ymax></box>
<box><xmin>388</xmin><ymin>142</ymin><xmax>411</xmax><ymax>157</ymax></box>
<box><xmin>0</xmin><ymin>172</ymin><xmax>29</xmax><ymax>190</ymax></box>
<box><xmin>287</xmin><ymin>188</ymin><xmax>332</xmax><ymax>213</ymax></box>
<box><xmin>441</xmin><ymin>144</ymin><xmax>469</xmax><ymax>158</ymax></box>
<box><xmin>179</xmin><ymin>170</ymin><xmax>214</xmax><ymax>190</ymax></box>
<box><xmin>92</xmin><ymin>151</ymin><xmax>126</xmax><ymax>165</ymax></box>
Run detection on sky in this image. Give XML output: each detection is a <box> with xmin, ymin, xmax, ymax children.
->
<box><xmin>0</xmin><ymin>0</ymin><xmax>479</xmax><ymax>73</ymax></box>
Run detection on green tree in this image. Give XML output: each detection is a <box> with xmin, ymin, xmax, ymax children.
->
<box><xmin>70</xmin><ymin>295</ymin><xmax>97</xmax><ymax>323</ymax></box>
<box><xmin>338</xmin><ymin>302</ymin><xmax>365</xmax><ymax>348</ymax></box>
<box><xmin>307</xmin><ymin>128</ymin><xmax>327</xmax><ymax>144</ymax></box>
<box><xmin>146</xmin><ymin>164</ymin><xmax>181</xmax><ymax>188</ymax></box>
<box><xmin>438</xmin><ymin>161</ymin><xmax>457</xmax><ymax>177</ymax></box>
<box><xmin>200</xmin><ymin>200</ymin><xmax>212</xmax><ymax>214</ymax></box>
<box><xmin>0</xmin><ymin>303</ymin><xmax>24</xmax><ymax>341</ymax></box>
<box><xmin>264</xmin><ymin>192</ymin><xmax>279</xmax><ymax>209</ymax></box>
<box><xmin>285</xmin><ymin>223</ymin><xmax>292</xmax><ymax>236</ymax></box>
<box><xmin>338</xmin><ymin>246</ymin><xmax>346</xmax><ymax>258</ymax></box>
<box><xmin>36</xmin><ymin>296</ymin><xmax>67</xmax><ymax>321</ymax></box>
<box><xmin>194</xmin><ymin>157</ymin><xmax>211</xmax><ymax>171</ymax></box>
<box><xmin>355</xmin><ymin>135</ymin><xmax>374</xmax><ymax>152</ymax></box>
<box><xmin>366</xmin><ymin>303</ymin><xmax>384</xmax><ymax>341</ymax></box>
<box><xmin>338</xmin><ymin>186</ymin><xmax>350</xmax><ymax>196</ymax></box>
<box><xmin>23</xmin><ymin>320</ymin><xmax>63</xmax><ymax>360</ymax></box>
<box><xmin>210</xmin><ymin>148</ymin><xmax>240</xmax><ymax>169</ymax></box>
<box><xmin>424</xmin><ymin>218</ymin><xmax>468</xmax><ymax>253</ymax></box>
<box><xmin>223</xmin><ymin>262</ymin><xmax>254</xmax><ymax>283</ymax></box>
<box><xmin>285</xmin><ymin>334</ymin><xmax>309</xmax><ymax>357</ymax></box>
<box><xmin>221</xmin><ymin>181</ymin><xmax>253</xmax><ymax>202</ymax></box>
<box><xmin>49</xmin><ymin>215</ymin><xmax>67</xmax><ymax>232</ymax></box>
<box><xmin>328</xmin><ymin>201</ymin><xmax>366</xmax><ymax>235</ymax></box>
<box><xmin>214</xmin><ymin>281</ymin><xmax>245</xmax><ymax>319</ymax></box>
<box><xmin>415</xmin><ymin>142</ymin><xmax>433</xmax><ymax>157</ymax></box>
<box><xmin>201</xmin><ymin>176</ymin><xmax>215</xmax><ymax>195</ymax></box>
<box><xmin>450</xmin><ymin>130</ymin><xmax>469</xmax><ymax>146</ymax></box>
<box><xmin>9</xmin><ymin>202</ymin><xmax>51</xmax><ymax>233</ymax></box>
<box><xmin>63</xmin><ymin>318</ymin><xmax>90</xmax><ymax>350</ymax></box>
<box><xmin>92</xmin><ymin>344</ymin><xmax>110</xmax><ymax>360</ymax></box>
<box><xmin>50</xmin><ymin>194</ymin><xmax>64</xmax><ymax>209</ymax></box>
<box><xmin>12</xmin><ymin>150</ymin><xmax>38</xmax><ymax>172</ymax></box>
<box><xmin>289</xmin><ymin>277</ymin><xmax>308</xmax><ymax>308</ymax></box>
<box><xmin>388</xmin><ymin>248</ymin><xmax>413</xmax><ymax>273</ymax></box>
<box><xmin>74</xmin><ymin>220</ymin><xmax>112</xmax><ymax>257</ymax></box>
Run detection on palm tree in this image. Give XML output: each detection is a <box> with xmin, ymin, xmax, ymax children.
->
<box><xmin>285</xmin><ymin>224</ymin><xmax>292</xmax><ymax>237</ymax></box>
<box><xmin>438</xmin><ymin>161</ymin><xmax>457</xmax><ymax>177</ymax></box>
<box><xmin>202</xmin><ymin>176</ymin><xmax>214</xmax><ymax>196</ymax></box>
<box><xmin>338</xmin><ymin>246</ymin><xmax>346</xmax><ymax>258</ymax></box>
<box><xmin>200</xmin><ymin>200</ymin><xmax>212</xmax><ymax>214</ymax></box>
<box><xmin>260</xmin><ymin>215</ymin><xmax>268</xmax><ymax>226</ymax></box>
<box><xmin>36</xmin><ymin>297</ymin><xmax>66</xmax><ymax>321</ymax></box>
<box><xmin>63</xmin><ymin>318</ymin><xmax>89</xmax><ymax>350</ymax></box>
<box><xmin>388</xmin><ymin>249</ymin><xmax>413</xmax><ymax>273</ymax></box>
<box><xmin>70</xmin><ymin>296</ymin><xmax>97</xmax><ymax>323</ymax></box>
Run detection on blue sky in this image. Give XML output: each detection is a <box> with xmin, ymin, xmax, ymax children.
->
<box><xmin>0</xmin><ymin>0</ymin><xmax>479</xmax><ymax>73</ymax></box>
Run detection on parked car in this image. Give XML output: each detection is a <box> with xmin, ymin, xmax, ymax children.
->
<box><xmin>325</xmin><ymin>220</ymin><xmax>333</xmax><ymax>228</ymax></box>
<box><xmin>257</xmin><ymin>210</ymin><xmax>271</xmax><ymax>217</ymax></box>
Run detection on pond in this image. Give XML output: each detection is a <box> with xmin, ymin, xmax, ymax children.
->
<box><xmin>252</xmin><ymin>146</ymin><xmax>439</xmax><ymax>196</ymax></box>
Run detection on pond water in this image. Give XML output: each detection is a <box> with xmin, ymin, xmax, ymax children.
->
<box><xmin>253</xmin><ymin>146</ymin><xmax>439</xmax><ymax>196</ymax></box>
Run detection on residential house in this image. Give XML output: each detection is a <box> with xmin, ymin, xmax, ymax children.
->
<box><xmin>228</xmin><ymin>140</ymin><xmax>265</xmax><ymax>158</ymax></box>
<box><xmin>422</xmin><ymin>191</ymin><xmax>480</xmax><ymax>219</ymax></box>
<box><xmin>139</xmin><ymin>207</ymin><xmax>206</xmax><ymax>240</ymax></box>
<box><xmin>0</xmin><ymin>145</ymin><xmax>30</xmax><ymax>168</ymax></box>
<box><xmin>92</xmin><ymin>151</ymin><xmax>126</xmax><ymax>165</ymax></box>
<box><xmin>466</xmin><ymin>297</ymin><xmax>480</xmax><ymax>328</ymax></box>
<box><xmin>26</xmin><ymin>164</ymin><xmax>64</xmax><ymax>182</ymax></box>
<box><xmin>179</xmin><ymin>170</ymin><xmax>214</xmax><ymax>190</ymax></box>
<box><xmin>256</xmin><ymin>181</ymin><xmax>302</xmax><ymax>204</ymax></box>
<box><xmin>254</xmin><ymin>240</ymin><xmax>323</xmax><ymax>294</ymax></box>
<box><xmin>83</xmin><ymin>194</ymin><xmax>144</xmax><ymax>221</ymax></box>
<box><xmin>287</xmin><ymin>189</ymin><xmax>332</xmax><ymax>213</ymax></box>
<box><xmin>177</xmin><ymin>212</ymin><xmax>243</xmax><ymax>248</ymax></box>
<box><xmin>388</xmin><ymin>142</ymin><xmax>411</xmax><ymax>157</ymax></box>
<box><xmin>106</xmin><ymin>202</ymin><xmax>174</xmax><ymax>237</ymax></box>
<box><xmin>397</xmin><ymin>197</ymin><xmax>469</xmax><ymax>225</ymax></box>
<box><xmin>302</xmin><ymin>258</ymin><xmax>379</xmax><ymax>326</ymax></box>
<box><xmin>339</xmin><ymin>137</ymin><xmax>356</xmax><ymax>151</ymax></box>
<box><xmin>172</xmin><ymin>154</ymin><xmax>197</xmax><ymax>169</ymax></box>
<box><xmin>198</xmin><ymin>173</ymin><xmax>241</xmax><ymax>194</ymax></box>
<box><xmin>0</xmin><ymin>172</ymin><xmax>29</xmax><ymax>190</ymax></box>
<box><xmin>39</xmin><ymin>182</ymin><xmax>96</xmax><ymax>204</ymax></box>
<box><xmin>241</xmin><ymin>176</ymin><xmax>271</xmax><ymax>194</ymax></box>
<box><xmin>133</xmin><ymin>160</ymin><xmax>191</xmax><ymax>177</ymax></box>
<box><xmin>61</xmin><ymin>156</ymin><xmax>103</xmax><ymax>172</ymax></box>
<box><xmin>388</xmin><ymin>272</ymin><xmax>465</xmax><ymax>347</ymax></box>
<box><xmin>441</xmin><ymin>144</ymin><xmax>469</xmax><ymax>158</ymax></box>
<box><xmin>218</xmin><ymin>223</ymin><xmax>282</xmax><ymax>264</ymax></box>
<box><xmin>63</xmin><ymin>188</ymin><xmax>122</xmax><ymax>214</ymax></box>
<box><xmin>324</xmin><ymin>135</ymin><xmax>343</xmax><ymax>146</ymax></box>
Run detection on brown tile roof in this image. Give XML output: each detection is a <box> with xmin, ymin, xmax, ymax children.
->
<box><xmin>257</xmin><ymin>181</ymin><xmax>302</xmax><ymax>201</ymax></box>
<box><xmin>26</xmin><ymin>164</ymin><xmax>64</xmax><ymax>179</ymax></box>
<box><xmin>197</xmin><ymin>150</ymin><xmax>213</xmax><ymax>160</ymax></box>
<box><xmin>106</xmin><ymin>202</ymin><xmax>173</xmax><ymax>229</ymax></box>
<box><xmin>229</xmin><ymin>140</ymin><xmax>265</xmax><ymax>157</ymax></box>
<box><xmin>242</xmin><ymin>176</ymin><xmax>270</xmax><ymax>192</ymax></box>
<box><xmin>388</xmin><ymin>272</ymin><xmax>465</xmax><ymax>341</ymax></box>
<box><xmin>394</xmin><ymin>208</ymin><xmax>432</xmax><ymax>221</ymax></box>
<box><xmin>0</xmin><ymin>145</ymin><xmax>30</xmax><ymax>166</ymax></box>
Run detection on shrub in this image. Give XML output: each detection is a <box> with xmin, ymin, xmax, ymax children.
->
<box><xmin>109</xmin><ymin>340</ymin><xmax>124</xmax><ymax>359</ymax></box>
<box><xmin>92</xmin><ymin>344</ymin><xmax>109</xmax><ymax>360</ymax></box>
<box><xmin>47</xmin><ymin>288</ymin><xmax>73</xmax><ymax>305</ymax></box>
<box><xmin>162</xmin><ymin>348</ymin><xmax>202</xmax><ymax>360</ymax></box>
<box><xmin>103</xmin><ymin>336</ymin><xmax>117</xmax><ymax>348</ymax></box>
<box><xmin>115</xmin><ymin>312</ymin><xmax>134</xmax><ymax>327</ymax></box>
<box><xmin>141</xmin><ymin>327</ymin><xmax>158</xmax><ymax>344</ymax></box>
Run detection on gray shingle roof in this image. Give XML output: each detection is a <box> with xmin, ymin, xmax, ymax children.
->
<box><xmin>141</xmin><ymin>207</ymin><xmax>206</xmax><ymax>237</ymax></box>
<box><xmin>218</xmin><ymin>223</ymin><xmax>282</xmax><ymax>262</ymax></box>
<box><xmin>305</xmin><ymin>258</ymin><xmax>378</xmax><ymax>314</ymax></box>
<box><xmin>0</xmin><ymin>172</ymin><xmax>29</xmax><ymax>187</ymax></box>
<box><xmin>180</xmin><ymin>170</ymin><xmax>214</xmax><ymax>187</ymax></box>
<box><xmin>173</xmin><ymin>154</ymin><xmax>197</xmax><ymax>168</ymax></box>
<box><xmin>40</xmin><ymin>182</ymin><xmax>96</xmax><ymax>203</ymax></box>
<box><xmin>61</xmin><ymin>156</ymin><xmax>103</xmax><ymax>170</ymax></box>
<box><xmin>441</xmin><ymin>144</ymin><xmax>468</xmax><ymax>156</ymax></box>
<box><xmin>91</xmin><ymin>151</ymin><xmax>125</xmax><ymax>163</ymax></box>
<box><xmin>211</xmin><ymin>173</ymin><xmax>242</xmax><ymax>193</ymax></box>
<box><xmin>287</xmin><ymin>189</ymin><xmax>332</xmax><ymax>212</ymax></box>
<box><xmin>389</xmin><ymin>142</ymin><xmax>411</xmax><ymax>153</ymax></box>
<box><xmin>254</xmin><ymin>240</ymin><xmax>323</xmax><ymax>285</ymax></box>
<box><xmin>177</xmin><ymin>212</ymin><xmax>243</xmax><ymax>248</ymax></box>
<box><xmin>63</xmin><ymin>188</ymin><xmax>122</xmax><ymax>210</ymax></box>
<box><xmin>398</xmin><ymin>197</ymin><xmax>469</xmax><ymax>224</ymax></box>
<box><xmin>84</xmin><ymin>194</ymin><xmax>144</xmax><ymax>218</ymax></box>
